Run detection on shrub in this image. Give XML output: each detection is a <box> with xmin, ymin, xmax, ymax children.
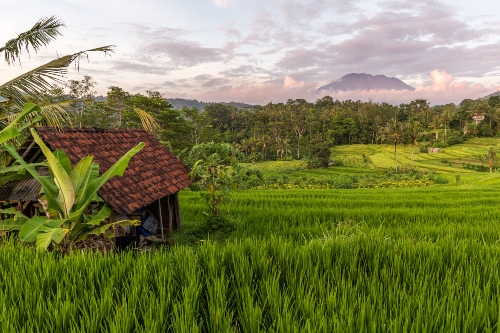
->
<box><xmin>462</xmin><ymin>162</ymin><xmax>489</xmax><ymax>172</ymax></box>
<box><xmin>419</xmin><ymin>144</ymin><xmax>429</xmax><ymax>153</ymax></box>
<box><xmin>418</xmin><ymin>131</ymin><xmax>435</xmax><ymax>142</ymax></box>
<box><xmin>308</xmin><ymin>144</ymin><xmax>331</xmax><ymax>168</ymax></box>
<box><xmin>425</xmin><ymin>173</ymin><xmax>449</xmax><ymax>184</ymax></box>
<box><xmin>445</xmin><ymin>132</ymin><xmax>465</xmax><ymax>146</ymax></box>
<box><xmin>432</xmin><ymin>140</ymin><xmax>449</xmax><ymax>148</ymax></box>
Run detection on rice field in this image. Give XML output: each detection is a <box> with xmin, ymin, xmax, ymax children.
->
<box><xmin>182</xmin><ymin>186</ymin><xmax>500</xmax><ymax>242</ymax></box>
<box><xmin>3</xmin><ymin>185</ymin><xmax>500</xmax><ymax>331</ymax></box>
<box><xmin>331</xmin><ymin>138</ymin><xmax>500</xmax><ymax>174</ymax></box>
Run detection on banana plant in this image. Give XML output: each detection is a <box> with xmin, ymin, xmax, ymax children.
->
<box><xmin>0</xmin><ymin>102</ymin><xmax>44</xmax><ymax>183</ymax></box>
<box><xmin>0</xmin><ymin>128</ymin><xmax>144</xmax><ymax>251</ymax></box>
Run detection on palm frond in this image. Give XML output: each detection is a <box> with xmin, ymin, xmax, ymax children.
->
<box><xmin>0</xmin><ymin>16</ymin><xmax>65</xmax><ymax>65</ymax></box>
<box><xmin>133</xmin><ymin>108</ymin><xmax>160</xmax><ymax>133</ymax></box>
<box><xmin>0</xmin><ymin>46</ymin><xmax>115</xmax><ymax>108</ymax></box>
<box><xmin>5</xmin><ymin>101</ymin><xmax>73</xmax><ymax>129</ymax></box>
<box><xmin>39</xmin><ymin>101</ymin><xmax>73</xmax><ymax>128</ymax></box>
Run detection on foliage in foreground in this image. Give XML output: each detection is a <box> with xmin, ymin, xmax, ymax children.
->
<box><xmin>0</xmin><ymin>127</ymin><xmax>144</xmax><ymax>251</ymax></box>
<box><xmin>1</xmin><ymin>232</ymin><xmax>500</xmax><ymax>332</ymax></box>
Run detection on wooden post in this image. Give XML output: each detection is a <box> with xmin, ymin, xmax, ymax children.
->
<box><xmin>166</xmin><ymin>195</ymin><xmax>173</xmax><ymax>236</ymax></box>
<box><xmin>174</xmin><ymin>192</ymin><xmax>182</xmax><ymax>230</ymax></box>
<box><xmin>158</xmin><ymin>198</ymin><xmax>164</xmax><ymax>240</ymax></box>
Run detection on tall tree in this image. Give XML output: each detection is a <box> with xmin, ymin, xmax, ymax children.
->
<box><xmin>429</xmin><ymin>115</ymin><xmax>442</xmax><ymax>140</ymax></box>
<box><xmin>442</xmin><ymin>104</ymin><xmax>455</xmax><ymax>137</ymax></box>
<box><xmin>384</xmin><ymin>117</ymin><xmax>404</xmax><ymax>172</ymax></box>
<box><xmin>406</xmin><ymin>119</ymin><xmax>421</xmax><ymax>170</ymax></box>
<box><xmin>67</xmin><ymin>75</ymin><xmax>97</xmax><ymax>128</ymax></box>
<box><xmin>107</xmin><ymin>86</ymin><xmax>130</xmax><ymax>127</ymax></box>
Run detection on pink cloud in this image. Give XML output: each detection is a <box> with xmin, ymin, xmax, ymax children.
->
<box><xmin>192</xmin><ymin>70</ymin><xmax>500</xmax><ymax>105</ymax></box>
<box><xmin>195</xmin><ymin>76</ymin><xmax>316</xmax><ymax>104</ymax></box>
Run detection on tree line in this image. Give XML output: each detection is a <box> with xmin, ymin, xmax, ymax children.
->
<box><xmin>32</xmin><ymin>83</ymin><xmax>500</xmax><ymax>165</ymax></box>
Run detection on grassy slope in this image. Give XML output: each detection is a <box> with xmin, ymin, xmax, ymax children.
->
<box><xmin>244</xmin><ymin>138</ymin><xmax>500</xmax><ymax>185</ymax></box>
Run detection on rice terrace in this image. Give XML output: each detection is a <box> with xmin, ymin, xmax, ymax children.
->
<box><xmin>2</xmin><ymin>3</ymin><xmax>500</xmax><ymax>332</ymax></box>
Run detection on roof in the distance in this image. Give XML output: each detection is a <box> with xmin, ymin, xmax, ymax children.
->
<box><xmin>34</xmin><ymin>127</ymin><xmax>193</xmax><ymax>215</ymax></box>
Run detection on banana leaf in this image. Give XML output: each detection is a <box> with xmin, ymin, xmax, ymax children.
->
<box><xmin>30</xmin><ymin>129</ymin><xmax>74</xmax><ymax>218</ymax></box>
<box><xmin>75</xmin><ymin>142</ymin><xmax>144</xmax><ymax>211</ymax></box>
<box><xmin>0</xmin><ymin>102</ymin><xmax>40</xmax><ymax>144</ymax></box>
<box><xmin>36</xmin><ymin>227</ymin><xmax>66</xmax><ymax>250</ymax></box>
<box><xmin>0</xmin><ymin>218</ymin><xmax>27</xmax><ymax>231</ymax></box>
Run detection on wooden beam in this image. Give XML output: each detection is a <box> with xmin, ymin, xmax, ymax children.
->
<box><xmin>21</xmin><ymin>140</ymin><xmax>36</xmax><ymax>159</ymax></box>
<box><xmin>28</xmin><ymin>148</ymin><xmax>42</xmax><ymax>163</ymax></box>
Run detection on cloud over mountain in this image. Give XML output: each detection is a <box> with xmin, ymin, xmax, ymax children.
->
<box><xmin>192</xmin><ymin>70</ymin><xmax>499</xmax><ymax>105</ymax></box>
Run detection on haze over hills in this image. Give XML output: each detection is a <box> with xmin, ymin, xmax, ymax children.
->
<box><xmin>316</xmin><ymin>73</ymin><xmax>415</xmax><ymax>92</ymax></box>
<box><xmin>166</xmin><ymin>98</ymin><xmax>252</xmax><ymax>110</ymax></box>
<box><xmin>89</xmin><ymin>96</ymin><xmax>253</xmax><ymax>110</ymax></box>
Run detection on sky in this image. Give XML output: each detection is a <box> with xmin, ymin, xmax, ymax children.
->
<box><xmin>1</xmin><ymin>0</ymin><xmax>500</xmax><ymax>105</ymax></box>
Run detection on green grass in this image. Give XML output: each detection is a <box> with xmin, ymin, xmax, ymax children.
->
<box><xmin>180</xmin><ymin>186</ymin><xmax>500</xmax><ymax>242</ymax></box>
<box><xmin>4</xmin><ymin>138</ymin><xmax>500</xmax><ymax>331</ymax></box>
<box><xmin>3</xmin><ymin>185</ymin><xmax>500</xmax><ymax>331</ymax></box>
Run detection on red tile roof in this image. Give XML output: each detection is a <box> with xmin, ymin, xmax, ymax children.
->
<box><xmin>35</xmin><ymin>127</ymin><xmax>193</xmax><ymax>215</ymax></box>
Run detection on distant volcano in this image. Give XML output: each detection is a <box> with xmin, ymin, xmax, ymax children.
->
<box><xmin>316</xmin><ymin>73</ymin><xmax>415</xmax><ymax>92</ymax></box>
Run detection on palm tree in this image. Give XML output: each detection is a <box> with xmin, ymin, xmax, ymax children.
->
<box><xmin>484</xmin><ymin>147</ymin><xmax>497</xmax><ymax>173</ymax></box>
<box><xmin>275</xmin><ymin>137</ymin><xmax>291</xmax><ymax>159</ymax></box>
<box><xmin>235</xmin><ymin>139</ymin><xmax>251</xmax><ymax>158</ymax></box>
<box><xmin>406</xmin><ymin>119</ymin><xmax>421</xmax><ymax>170</ymax></box>
<box><xmin>383</xmin><ymin>117</ymin><xmax>404</xmax><ymax>172</ymax></box>
<box><xmin>257</xmin><ymin>135</ymin><xmax>270</xmax><ymax>161</ymax></box>
<box><xmin>0</xmin><ymin>16</ymin><xmax>159</xmax><ymax>133</ymax></box>
<box><xmin>0</xmin><ymin>17</ymin><xmax>113</xmax><ymax>116</ymax></box>
<box><xmin>429</xmin><ymin>115</ymin><xmax>442</xmax><ymax>140</ymax></box>
<box><xmin>442</xmin><ymin>104</ymin><xmax>454</xmax><ymax>138</ymax></box>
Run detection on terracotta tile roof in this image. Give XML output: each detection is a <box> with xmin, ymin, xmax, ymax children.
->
<box><xmin>35</xmin><ymin>127</ymin><xmax>193</xmax><ymax>215</ymax></box>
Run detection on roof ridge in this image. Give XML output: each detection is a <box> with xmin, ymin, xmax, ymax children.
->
<box><xmin>35</xmin><ymin>127</ymin><xmax>148</xmax><ymax>133</ymax></box>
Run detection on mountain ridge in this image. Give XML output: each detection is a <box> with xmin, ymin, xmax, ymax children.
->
<box><xmin>316</xmin><ymin>73</ymin><xmax>415</xmax><ymax>92</ymax></box>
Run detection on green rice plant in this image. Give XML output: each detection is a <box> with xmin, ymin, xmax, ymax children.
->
<box><xmin>2</xmin><ymin>185</ymin><xmax>500</xmax><ymax>331</ymax></box>
<box><xmin>0</xmin><ymin>232</ymin><xmax>500</xmax><ymax>331</ymax></box>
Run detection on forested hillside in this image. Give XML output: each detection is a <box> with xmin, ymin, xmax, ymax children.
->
<box><xmin>166</xmin><ymin>98</ymin><xmax>252</xmax><ymax>111</ymax></box>
<box><xmin>31</xmin><ymin>77</ymin><xmax>500</xmax><ymax>162</ymax></box>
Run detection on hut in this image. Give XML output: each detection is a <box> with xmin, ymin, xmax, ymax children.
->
<box><xmin>0</xmin><ymin>127</ymin><xmax>194</xmax><ymax>243</ymax></box>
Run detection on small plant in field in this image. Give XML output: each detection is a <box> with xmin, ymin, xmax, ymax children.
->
<box><xmin>187</xmin><ymin>142</ymin><xmax>242</xmax><ymax>231</ymax></box>
<box><xmin>480</xmin><ymin>146</ymin><xmax>498</xmax><ymax>173</ymax></box>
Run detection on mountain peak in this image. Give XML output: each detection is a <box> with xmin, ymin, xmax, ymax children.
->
<box><xmin>316</xmin><ymin>73</ymin><xmax>415</xmax><ymax>92</ymax></box>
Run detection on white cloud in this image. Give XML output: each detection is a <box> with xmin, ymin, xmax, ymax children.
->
<box><xmin>212</xmin><ymin>0</ymin><xmax>235</xmax><ymax>8</ymax></box>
